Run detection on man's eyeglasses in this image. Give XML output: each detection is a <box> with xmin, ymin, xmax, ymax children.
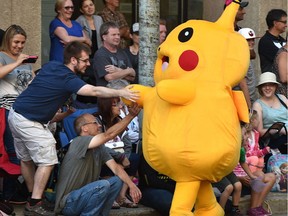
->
<box><xmin>82</xmin><ymin>121</ymin><xmax>99</xmax><ymax>126</ymax></box>
<box><xmin>77</xmin><ymin>58</ymin><xmax>90</xmax><ymax>64</ymax></box>
<box><xmin>64</xmin><ymin>6</ymin><xmax>74</xmax><ymax>10</ymax></box>
<box><xmin>276</xmin><ymin>20</ymin><xmax>287</xmax><ymax>24</ymax></box>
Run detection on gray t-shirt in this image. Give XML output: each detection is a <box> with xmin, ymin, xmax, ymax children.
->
<box><xmin>0</xmin><ymin>52</ymin><xmax>33</xmax><ymax>109</ymax></box>
<box><xmin>54</xmin><ymin>136</ymin><xmax>112</xmax><ymax>213</ymax></box>
<box><xmin>93</xmin><ymin>46</ymin><xmax>132</xmax><ymax>86</ymax></box>
<box><xmin>246</xmin><ymin>61</ymin><xmax>257</xmax><ymax>104</ymax></box>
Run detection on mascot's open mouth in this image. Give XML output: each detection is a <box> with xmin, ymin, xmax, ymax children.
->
<box><xmin>162</xmin><ymin>56</ymin><xmax>169</xmax><ymax>71</ymax></box>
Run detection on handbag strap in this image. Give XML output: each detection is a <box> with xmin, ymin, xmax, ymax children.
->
<box><xmin>275</xmin><ymin>94</ymin><xmax>287</xmax><ymax>109</ymax></box>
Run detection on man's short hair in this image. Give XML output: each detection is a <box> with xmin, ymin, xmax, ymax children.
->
<box><xmin>159</xmin><ymin>18</ymin><xmax>166</xmax><ymax>26</ymax></box>
<box><xmin>74</xmin><ymin>113</ymin><xmax>91</xmax><ymax>135</ymax></box>
<box><xmin>63</xmin><ymin>41</ymin><xmax>91</xmax><ymax>64</ymax></box>
<box><xmin>100</xmin><ymin>21</ymin><xmax>120</xmax><ymax>41</ymax></box>
<box><xmin>266</xmin><ymin>9</ymin><xmax>287</xmax><ymax>29</ymax></box>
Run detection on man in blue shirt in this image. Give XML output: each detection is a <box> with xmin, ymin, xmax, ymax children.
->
<box><xmin>8</xmin><ymin>41</ymin><xmax>138</xmax><ymax>216</ymax></box>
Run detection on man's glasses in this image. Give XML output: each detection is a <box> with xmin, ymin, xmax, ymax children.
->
<box><xmin>276</xmin><ymin>20</ymin><xmax>287</xmax><ymax>24</ymax></box>
<box><xmin>64</xmin><ymin>6</ymin><xmax>74</xmax><ymax>10</ymax></box>
<box><xmin>82</xmin><ymin>121</ymin><xmax>98</xmax><ymax>126</ymax></box>
<box><xmin>77</xmin><ymin>58</ymin><xmax>90</xmax><ymax>64</ymax></box>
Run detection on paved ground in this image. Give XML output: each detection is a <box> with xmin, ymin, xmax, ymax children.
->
<box><xmin>11</xmin><ymin>192</ymin><xmax>287</xmax><ymax>216</ymax></box>
<box><xmin>12</xmin><ymin>203</ymin><xmax>287</xmax><ymax>216</ymax></box>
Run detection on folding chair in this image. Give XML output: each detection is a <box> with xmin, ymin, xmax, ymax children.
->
<box><xmin>59</xmin><ymin>107</ymin><xmax>98</xmax><ymax>148</ymax></box>
<box><xmin>0</xmin><ymin>108</ymin><xmax>21</xmax><ymax>205</ymax></box>
<box><xmin>0</xmin><ymin>108</ymin><xmax>21</xmax><ymax>177</ymax></box>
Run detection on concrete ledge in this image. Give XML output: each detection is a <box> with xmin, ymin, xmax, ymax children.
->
<box><xmin>13</xmin><ymin>192</ymin><xmax>287</xmax><ymax>216</ymax></box>
<box><xmin>109</xmin><ymin>204</ymin><xmax>161</xmax><ymax>216</ymax></box>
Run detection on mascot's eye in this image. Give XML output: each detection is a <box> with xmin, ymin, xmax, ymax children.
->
<box><xmin>178</xmin><ymin>27</ymin><xmax>193</xmax><ymax>43</ymax></box>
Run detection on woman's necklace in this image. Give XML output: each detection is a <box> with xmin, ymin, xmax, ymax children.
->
<box><xmin>263</xmin><ymin>97</ymin><xmax>276</xmax><ymax>108</ymax></box>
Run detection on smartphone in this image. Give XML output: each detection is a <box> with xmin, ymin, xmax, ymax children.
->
<box><xmin>22</xmin><ymin>56</ymin><xmax>38</xmax><ymax>64</ymax></box>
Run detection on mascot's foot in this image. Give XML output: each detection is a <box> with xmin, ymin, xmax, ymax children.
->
<box><xmin>193</xmin><ymin>202</ymin><xmax>224</xmax><ymax>216</ymax></box>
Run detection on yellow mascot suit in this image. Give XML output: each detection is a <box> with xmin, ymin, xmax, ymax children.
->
<box><xmin>127</xmin><ymin>0</ymin><xmax>250</xmax><ymax>215</ymax></box>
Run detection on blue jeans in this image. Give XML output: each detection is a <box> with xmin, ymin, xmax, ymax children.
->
<box><xmin>62</xmin><ymin>176</ymin><xmax>122</xmax><ymax>216</ymax></box>
<box><xmin>140</xmin><ymin>188</ymin><xmax>173</xmax><ymax>216</ymax></box>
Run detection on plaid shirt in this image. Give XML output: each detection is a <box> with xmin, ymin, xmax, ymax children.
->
<box><xmin>98</xmin><ymin>7</ymin><xmax>129</xmax><ymax>48</ymax></box>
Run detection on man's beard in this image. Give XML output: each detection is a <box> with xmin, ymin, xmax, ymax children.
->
<box><xmin>74</xmin><ymin>65</ymin><xmax>85</xmax><ymax>74</ymax></box>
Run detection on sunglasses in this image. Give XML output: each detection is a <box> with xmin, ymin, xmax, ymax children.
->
<box><xmin>276</xmin><ymin>20</ymin><xmax>287</xmax><ymax>24</ymax></box>
<box><xmin>64</xmin><ymin>6</ymin><xmax>74</xmax><ymax>10</ymax></box>
<box><xmin>82</xmin><ymin>121</ymin><xmax>98</xmax><ymax>126</ymax></box>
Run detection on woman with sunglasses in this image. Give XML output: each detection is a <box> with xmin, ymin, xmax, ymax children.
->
<box><xmin>0</xmin><ymin>24</ymin><xmax>34</xmax><ymax>203</ymax></box>
<box><xmin>49</xmin><ymin>0</ymin><xmax>92</xmax><ymax>62</ymax></box>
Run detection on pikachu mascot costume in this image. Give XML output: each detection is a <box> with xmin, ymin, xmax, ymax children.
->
<box><xmin>126</xmin><ymin>0</ymin><xmax>250</xmax><ymax>215</ymax></box>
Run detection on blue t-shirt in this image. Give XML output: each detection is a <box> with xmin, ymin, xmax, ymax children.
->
<box><xmin>49</xmin><ymin>18</ymin><xmax>84</xmax><ymax>62</ymax></box>
<box><xmin>13</xmin><ymin>61</ymin><xmax>86</xmax><ymax>123</ymax></box>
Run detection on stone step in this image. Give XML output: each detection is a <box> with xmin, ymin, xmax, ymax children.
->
<box><xmin>109</xmin><ymin>204</ymin><xmax>161</xmax><ymax>216</ymax></box>
<box><xmin>12</xmin><ymin>192</ymin><xmax>287</xmax><ymax>216</ymax></box>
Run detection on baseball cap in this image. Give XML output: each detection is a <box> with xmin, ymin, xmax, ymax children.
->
<box><xmin>240</xmin><ymin>1</ymin><xmax>249</xmax><ymax>8</ymax></box>
<box><xmin>224</xmin><ymin>1</ymin><xmax>249</xmax><ymax>9</ymax></box>
<box><xmin>131</xmin><ymin>23</ymin><xmax>139</xmax><ymax>34</ymax></box>
<box><xmin>238</xmin><ymin>28</ymin><xmax>258</xmax><ymax>39</ymax></box>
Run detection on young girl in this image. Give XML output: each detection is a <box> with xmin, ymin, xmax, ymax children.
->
<box><xmin>234</xmin><ymin>123</ymin><xmax>276</xmax><ymax>216</ymax></box>
<box><xmin>245</xmin><ymin>110</ymin><xmax>270</xmax><ymax>172</ymax></box>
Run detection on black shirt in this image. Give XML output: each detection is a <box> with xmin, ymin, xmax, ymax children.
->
<box><xmin>258</xmin><ymin>31</ymin><xmax>286</xmax><ymax>73</ymax></box>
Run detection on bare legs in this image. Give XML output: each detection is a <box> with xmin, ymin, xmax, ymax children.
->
<box><xmin>21</xmin><ymin>160</ymin><xmax>54</xmax><ymax>199</ymax></box>
<box><xmin>250</xmin><ymin>171</ymin><xmax>276</xmax><ymax>208</ymax></box>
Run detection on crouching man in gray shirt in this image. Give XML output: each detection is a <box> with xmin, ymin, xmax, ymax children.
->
<box><xmin>54</xmin><ymin>103</ymin><xmax>142</xmax><ymax>216</ymax></box>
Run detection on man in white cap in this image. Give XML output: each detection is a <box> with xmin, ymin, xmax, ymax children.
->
<box><xmin>238</xmin><ymin>28</ymin><xmax>259</xmax><ymax>105</ymax></box>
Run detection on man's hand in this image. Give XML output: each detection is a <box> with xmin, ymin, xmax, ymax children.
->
<box><xmin>119</xmin><ymin>86</ymin><xmax>139</xmax><ymax>102</ymax></box>
<box><xmin>128</xmin><ymin>184</ymin><xmax>142</xmax><ymax>204</ymax></box>
<box><xmin>105</xmin><ymin>65</ymin><xmax>119</xmax><ymax>74</ymax></box>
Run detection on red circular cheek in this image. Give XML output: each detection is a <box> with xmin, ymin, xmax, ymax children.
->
<box><xmin>178</xmin><ymin>50</ymin><xmax>199</xmax><ymax>71</ymax></box>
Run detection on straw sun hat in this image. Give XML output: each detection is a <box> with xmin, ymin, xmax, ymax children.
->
<box><xmin>257</xmin><ymin>72</ymin><xmax>280</xmax><ymax>87</ymax></box>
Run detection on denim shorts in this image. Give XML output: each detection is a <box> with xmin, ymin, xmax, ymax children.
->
<box><xmin>8</xmin><ymin>108</ymin><xmax>58</xmax><ymax>166</ymax></box>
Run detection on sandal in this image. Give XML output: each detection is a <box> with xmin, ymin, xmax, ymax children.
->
<box><xmin>118</xmin><ymin>198</ymin><xmax>138</xmax><ymax>208</ymax></box>
<box><xmin>112</xmin><ymin>201</ymin><xmax>120</xmax><ymax>209</ymax></box>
